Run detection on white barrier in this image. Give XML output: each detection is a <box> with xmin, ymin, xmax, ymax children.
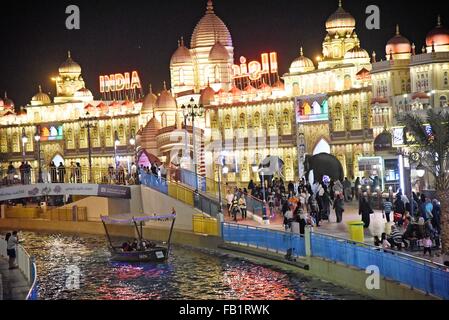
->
<box><xmin>0</xmin><ymin>238</ymin><xmax>37</xmax><ymax>299</ymax></box>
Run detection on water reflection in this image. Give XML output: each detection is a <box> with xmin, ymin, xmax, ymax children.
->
<box><xmin>3</xmin><ymin>231</ymin><xmax>366</xmax><ymax>300</ymax></box>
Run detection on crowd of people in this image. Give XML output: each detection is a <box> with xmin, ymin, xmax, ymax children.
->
<box><xmin>374</xmin><ymin>190</ymin><xmax>442</xmax><ymax>256</ymax></box>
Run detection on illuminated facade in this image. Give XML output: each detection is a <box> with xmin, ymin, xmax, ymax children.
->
<box><xmin>284</xmin><ymin>1</ymin><xmax>373</xmax><ymax>179</ymax></box>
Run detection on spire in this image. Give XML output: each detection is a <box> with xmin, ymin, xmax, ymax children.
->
<box><xmin>300</xmin><ymin>46</ymin><xmax>304</xmax><ymax>56</ymax></box>
<box><xmin>437</xmin><ymin>14</ymin><xmax>441</xmax><ymax>26</ymax></box>
<box><xmin>4</xmin><ymin>91</ymin><xmax>7</xmax><ymax>99</ymax></box>
<box><xmin>396</xmin><ymin>24</ymin><xmax>400</xmax><ymax>35</ymax></box>
<box><xmin>38</xmin><ymin>85</ymin><xmax>42</xmax><ymax>93</ymax></box>
<box><xmin>149</xmin><ymin>84</ymin><xmax>153</xmax><ymax>94</ymax></box>
<box><xmin>206</xmin><ymin>0</ymin><xmax>214</xmax><ymax>13</ymax></box>
<box><xmin>412</xmin><ymin>43</ymin><xmax>416</xmax><ymax>55</ymax></box>
<box><xmin>180</xmin><ymin>36</ymin><xmax>185</xmax><ymax>47</ymax></box>
<box><xmin>338</xmin><ymin>0</ymin><xmax>342</xmax><ymax>8</ymax></box>
<box><xmin>177</xmin><ymin>39</ymin><xmax>181</xmax><ymax>47</ymax></box>
<box><xmin>372</xmin><ymin>51</ymin><xmax>377</xmax><ymax>63</ymax></box>
<box><xmin>163</xmin><ymin>81</ymin><xmax>167</xmax><ymax>91</ymax></box>
<box><xmin>68</xmin><ymin>50</ymin><xmax>71</xmax><ymax>59</ymax></box>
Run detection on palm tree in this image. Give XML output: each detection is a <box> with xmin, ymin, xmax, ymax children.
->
<box><xmin>397</xmin><ymin>109</ymin><xmax>449</xmax><ymax>256</ymax></box>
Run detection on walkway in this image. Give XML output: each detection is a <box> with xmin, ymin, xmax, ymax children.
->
<box><xmin>0</xmin><ymin>257</ymin><xmax>30</xmax><ymax>300</ymax></box>
<box><xmin>229</xmin><ymin>200</ymin><xmax>446</xmax><ymax>265</ymax></box>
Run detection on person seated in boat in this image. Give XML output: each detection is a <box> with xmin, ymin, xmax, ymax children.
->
<box><xmin>122</xmin><ymin>242</ymin><xmax>132</xmax><ymax>252</ymax></box>
<box><xmin>131</xmin><ymin>239</ymin><xmax>138</xmax><ymax>251</ymax></box>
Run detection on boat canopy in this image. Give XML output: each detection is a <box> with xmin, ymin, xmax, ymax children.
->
<box><xmin>101</xmin><ymin>213</ymin><xmax>176</xmax><ymax>224</ymax></box>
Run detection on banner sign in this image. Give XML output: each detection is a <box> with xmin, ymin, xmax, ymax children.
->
<box><xmin>0</xmin><ymin>184</ymin><xmax>131</xmax><ymax>202</ymax></box>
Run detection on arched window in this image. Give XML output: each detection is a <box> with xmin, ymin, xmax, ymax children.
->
<box><xmin>179</xmin><ymin>68</ymin><xmax>185</xmax><ymax>85</ymax></box>
<box><xmin>333</xmin><ymin>103</ymin><xmax>343</xmax><ymax>131</ymax></box>
<box><xmin>351</xmin><ymin>101</ymin><xmax>360</xmax><ymax>130</ymax></box>
<box><xmin>118</xmin><ymin>124</ymin><xmax>125</xmax><ymax>144</ymax></box>
<box><xmin>267</xmin><ymin>110</ymin><xmax>276</xmax><ymax>129</ymax></box>
<box><xmin>0</xmin><ymin>131</ymin><xmax>7</xmax><ymax>153</ymax></box>
<box><xmin>214</xmin><ymin>65</ymin><xmax>220</xmax><ymax>83</ymax></box>
<box><xmin>239</xmin><ymin>113</ymin><xmax>246</xmax><ymax>129</ymax></box>
<box><xmin>105</xmin><ymin>125</ymin><xmax>112</xmax><ymax>147</ymax></box>
<box><xmin>224</xmin><ymin>114</ymin><xmax>232</xmax><ymax>129</ymax></box>
<box><xmin>440</xmin><ymin>95</ymin><xmax>448</xmax><ymax>108</ymax></box>
<box><xmin>92</xmin><ymin>127</ymin><xmax>99</xmax><ymax>147</ymax></box>
<box><xmin>313</xmin><ymin>138</ymin><xmax>331</xmax><ymax>155</ymax></box>
<box><xmin>12</xmin><ymin>132</ymin><xmax>19</xmax><ymax>153</ymax></box>
<box><xmin>79</xmin><ymin>128</ymin><xmax>87</xmax><ymax>148</ymax></box>
<box><xmin>282</xmin><ymin>109</ymin><xmax>291</xmax><ymax>134</ymax></box>
<box><xmin>253</xmin><ymin>112</ymin><xmax>260</xmax><ymax>128</ymax></box>
<box><xmin>66</xmin><ymin>129</ymin><xmax>74</xmax><ymax>149</ymax></box>
<box><xmin>161</xmin><ymin>113</ymin><xmax>168</xmax><ymax>127</ymax></box>
<box><xmin>344</xmin><ymin>75</ymin><xmax>351</xmax><ymax>90</ymax></box>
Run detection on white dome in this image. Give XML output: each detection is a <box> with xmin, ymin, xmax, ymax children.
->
<box><xmin>171</xmin><ymin>39</ymin><xmax>193</xmax><ymax>65</ymax></box>
<box><xmin>209</xmin><ymin>41</ymin><xmax>229</xmax><ymax>61</ymax></box>
<box><xmin>59</xmin><ymin>51</ymin><xmax>82</xmax><ymax>74</ymax></box>
<box><xmin>31</xmin><ymin>85</ymin><xmax>51</xmax><ymax>105</ymax></box>
<box><xmin>344</xmin><ymin>46</ymin><xmax>370</xmax><ymax>60</ymax></box>
<box><xmin>191</xmin><ymin>1</ymin><xmax>232</xmax><ymax>49</ymax></box>
<box><xmin>289</xmin><ymin>47</ymin><xmax>315</xmax><ymax>73</ymax></box>
<box><xmin>156</xmin><ymin>83</ymin><xmax>177</xmax><ymax>110</ymax></box>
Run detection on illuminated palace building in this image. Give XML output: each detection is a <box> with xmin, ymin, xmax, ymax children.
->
<box><xmin>2</xmin><ymin>0</ymin><xmax>449</xmax><ymax>188</ymax></box>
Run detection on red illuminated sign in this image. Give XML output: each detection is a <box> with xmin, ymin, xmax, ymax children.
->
<box><xmin>99</xmin><ymin>71</ymin><xmax>142</xmax><ymax>93</ymax></box>
<box><xmin>232</xmin><ymin>52</ymin><xmax>278</xmax><ymax>81</ymax></box>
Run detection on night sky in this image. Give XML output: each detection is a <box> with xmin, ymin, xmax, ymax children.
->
<box><xmin>1</xmin><ymin>0</ymin><xmax>449</xmax><ymax>106</ymax></box>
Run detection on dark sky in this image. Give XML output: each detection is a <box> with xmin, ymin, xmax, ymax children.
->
<box><xmin>1</xmin><ymin>0</ymin><xmax>449</xmax><ymax>106</ymax></box>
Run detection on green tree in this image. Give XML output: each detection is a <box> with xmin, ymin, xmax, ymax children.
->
<box><xmin>398</xmin><ymin>109</ymin><xmax>449</xmax><ymax>256</ymax></box>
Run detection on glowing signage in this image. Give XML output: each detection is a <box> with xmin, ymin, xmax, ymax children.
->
<box><xmin>391</xmin><ymin>124</ymin><xmax>433</xmax><ymax>147</ymax></box>
<box><xmin>232</xmin><ymin>52</ymin><xmax>278</xmax><ymax>81</ymax></box>
<box><xmin>40</xmin><ymin>125</ymin><xmax>63</xmax><ymax>141</ymax></box>
<box><xmin>99</xmin><ymin>71</ymin><xmax>142</xmax><ymax>93</ymax></box>
<box><xmin>295</xmin><ymin>94</ymin><xmax>329</xmax><ymax>123</ymax></box>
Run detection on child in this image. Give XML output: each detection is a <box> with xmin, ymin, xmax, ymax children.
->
<box><xmin>381</xmin><ymin>233</ymin><xmax>391</xmax><ymax>249</ymax></box>
<box><xmin>423</xmin><ymin>234</ymin><xmax>433</xmax><ymax>256</ymax></box>
<box><xmin>374</xmin><ymin>236</ymin><xmax>381</xmax><ymax>247</ymax></box>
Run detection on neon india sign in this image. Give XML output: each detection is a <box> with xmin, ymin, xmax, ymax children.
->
<box><xmin>232</xmin><ymin>52</ymin><xmax>278</xmax><ymax>81</ymax></box>
<box><xmin>40</xmin><ymin>125</ymin><xmax>63</xmax><ymax>141</ymax></box>
<box><xmin>99</xmin><ymin>71</ymin><xmax>142</xmax><ymax>93</ymax></box>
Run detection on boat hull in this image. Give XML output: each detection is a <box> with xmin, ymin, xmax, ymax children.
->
<box><xmin>110</xmin><ymin>247</ymin><xmax>169</xmax><ymax>263</ymax></box>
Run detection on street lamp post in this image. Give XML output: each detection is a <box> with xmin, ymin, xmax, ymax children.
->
<box><xmin>181</xmin><ymin>98</ymin><xmax>204</xmax><ymax>192</ymax></box>
<box><xmin>21</xmin><ymin>128</ymin><xmax>28</xmax><ymax>163</ymax></box>
<box><xmin>114</xmin><ymin>130</ymin><xmax>120</xmax><ymax>169</ymax></box>
<box><xmin>252</xmin><ymin>163</ymin><xmax>269</xmax><ymax>224</ymax></box>
<box><xmin>80</xmin><ymin>112</ymin><xmax>96</xmax><ymax>183</ymax></box>
<box><xmin>34</xmin><ymin>126</ymin><xmax>43</xmax><ymax>183</ymax></box>
<box><xmin>129</xmin><ymin>130</ymin><xmax>139</xmax><ymax>184</ymax></box>
<box><xmin>217</xmin><ymin>156</ymin><xmax>225</xmax><ymax>221</ymax></box>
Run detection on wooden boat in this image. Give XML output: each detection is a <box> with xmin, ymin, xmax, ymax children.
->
<box><xmin>101</xmin><ymin>213</ymin><xmax>176</xmax><ymax>263</ymax></box>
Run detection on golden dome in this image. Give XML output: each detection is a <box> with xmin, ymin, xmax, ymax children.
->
<box><xmin>426</xmin><ymin>16</ymin><xmax>449</xmax><ymax>50</ymax></box>
<box><xmin>325</xmin><ymin>0</ymin><xmax>356</xmax><ymax>35</ymax></box>
<box><xmin>289</xmin><ymin>47</ymin><xmax>315</xmax><ymax>73</ymax></box>
<box><xmin>31</xmin><ymin>85</ymin><xmax>51</xmax><ymax>105</ymax></box>
<box><xmin>74</xmin><ymin>87</ymin><xmax>93</xmax><ymax>98</ymax></box>
<box><xmin>156</xmin><ymin>82</ymin><xmax>177</xmax><ymax>110</ymax></box>
<box><xmin>209</xmin><ymin>41</ymin><xmax>229</xmax><ymax>60</ymax></box>
<box><xmin>59</xmin><ymin>51</ymin><xmax>82</xmax><ymax>74</ymax></box>
<box><xmin>191</xmin><ymin>0</ymin><xmax>232</xmax><ymax>48</ymax></box>
<box><xmin>386</xmin><ymin>25</ymin><xmax>411</xmax><ymax>55</ymax></box>
<box><xmin>171</xmin><ymin>38</ymin><xmax>193</xmax><ymax>65</ymax></box>
<box><xmin>344</xmin><ymin>46</ymin><xmax>370</xmax><ymax>60</ymax></box>
<box><xmin>142</xmin><ymin>84</ymin><xmax>158</xmax><ymax>114</ymax></box>
<box><xmin>199</xmin><ymin>85</ymin><xmax>216</xmax><ymax>105</ymax></box>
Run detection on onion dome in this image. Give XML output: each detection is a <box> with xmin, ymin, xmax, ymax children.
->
<box><xmin>191</xmin><ymin>0</ymin><xmax>232</xmax><ymax>48</ymax></box>
<box><xmin>259</xmin><ymin>80</ymin><xmax>272</xmax><ymax>93</ymax></box>
<box><xmin>3</xmin><ymin>92</ymin><xmax>14</xmax><ymax>110</ymax></box>
<box><xmin>229</xmin><ymin>84</ymin><xmax>241</xmax><ymax>97</ymax></box>
<box><xmin>209</xmin><ymin>41</ymin><xmax>229</xmax><ymax>61</ymax></box>
<box><xmin>17</xmin><ymin>107</ymin><xmax>27</xmax><ymax>116</ymax></box>
<box><xmin>289</xmin><ymin>47</ymin><xmax>315</xmax><ymax>73</ymax></box>
<box><xmin>142</xmin><ymin>84</ymin><xmax>157</xmax><ymax>114</ymax></box>
<box><xmin>273</xmin><ymin>77</ymin><xmax>285</xmax><ymax>91</ymax></box>
<box><xmin>59</xmin><ymin>51</ymin><xmax>82</xmax><ymax>74</ymax></box>
<box><xmin>171</xmin><ymin>37</ymin><xmax>193</xmax><ymax>65</ymax></box>
<box><xmin>74</xmin><ymin>87</ymin><xmax>93</xmax><ymax>98</ymax></box>
<box><xmin>244</xmin><ymin>82</ymin><xmax>257</xmax><ymax>94</ymax></box>
<box><xmin>325</xmin><ymin>0</ymin><xmax>356</xmax><ymax>35</ymax></box>
<box><xmin>426</xmin><ymin>15</ymin><xmax>449</xmax><ymax>51</ymax></box>
<box><xmin>385</xmin><ymin>25</ymin><xmax>411</xmax><ymax>55</ymax></box>
<box><xmin>200</xmin><ymin>85</ymin><xmax>216</xmax><ymax>105</ymax></box>
<box><xmin>31</xmin><ymin>85</ymin><xmax>51</xmax><ymax>105</ymax></box>
<box><xmin>156</xmin><ymin>82</ymin><xmax>177</xmax><ymax>110</ymax></box>
<box><xmin>344</xmin><ymin>46</ymin><xmax>370</xmax><ymax>60</ymax></box>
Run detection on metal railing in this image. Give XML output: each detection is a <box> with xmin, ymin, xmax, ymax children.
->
<box><xmin>222</xmin><ymin>222</ymin><xmax>306</xmax><ymax>258</ymax></box>
<box><xmin>140</xmin><ymin>172</ymin><xmax>220</xmax><ymax>218</ymax></box>
<box><xmin>0</xmin><ymin>166</ymin><xmax>137</xmax><ymax>186</ymax></box>
<box><xmin>0</xmin><ymin>239</ymin><xmax>38</xmax><ymax>300</ymax></box>
<box><xmin>310</xmin><ymin>232</ymin><xmax>449</xmax><ymax>299</ymax></box>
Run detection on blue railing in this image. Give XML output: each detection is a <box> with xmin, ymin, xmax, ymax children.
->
<box><xmin>311</xmin><ymin>233</ymin><xmax>449</xmax><ymax>300</ymax></box>
<box><xmin>140</xmin><ymin>172</ymin><xmax>219</xmax><ymax>218</ymax></box>
<box><xmin>26</xmin><ymin>260</ymin><xmax>39</xmax><ymax>300</ymax></box>
<box><xmin>222</xmin><ymin>223</ymin><xmax>306</xmax><ymax>257</ymax></box>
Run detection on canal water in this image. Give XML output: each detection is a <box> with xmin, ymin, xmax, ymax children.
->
<box><xmin>5</xmin><ymin>231</ymin><xmax>368</xmax><ymax>300</ymax></box>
